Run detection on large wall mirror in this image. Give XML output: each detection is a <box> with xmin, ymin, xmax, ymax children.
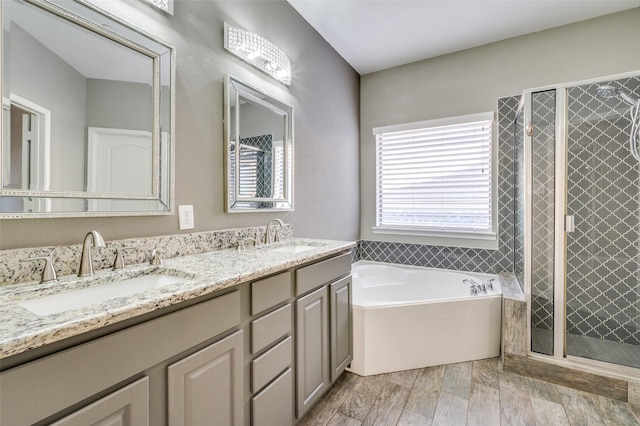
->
<box><xmin>0</xmin><ymin>0</ymin><xmax>174</xmax><ymax>218</ymax></box>
<box><xmin>224</xmin><ymin>76</ymin><xmax>293</xmax><ymax>212</ymax></box>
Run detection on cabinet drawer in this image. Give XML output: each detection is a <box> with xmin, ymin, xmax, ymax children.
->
<box><xmin>251</xmin><ymin>336</ymin><xmax>292</xmax><ymax>393</ymax></box>
<box><xmin>251</xmin><ymin>368</ymin><xmax>293</xmax><ymax>426</ymax></box>
<box><xmin>251</xmin><ymin>304</ymin><xmax>292</xmax><ymax>354</ymax></box>
<box><xmin>295</xmin><ymin>252</ymin><xmax>351</xmax><ymax>296</ymax></box>
<box><xmin>251</xmin><ymin>272</ymin><xmax>292</xmax><ymax>316</ymax></box>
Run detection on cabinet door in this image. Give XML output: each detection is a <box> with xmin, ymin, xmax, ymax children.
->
<box><xmin>295</xmin><ymin>286</ymin><xmax>329</xmax><ymax>419</ymax></box>
<box><xmin>168</xmin><ymin>330</ymin><xmax>243</xmax><ymax>426</ymax></box>
<box><xmin>51</xmin><ymin>377</ymin><xmax>149</xmax><ymax>426</ymax></box>
<box><xmin>330</xmin><ymin>275</ymin><xmax>353</xmax><ymax>382</ymax></box>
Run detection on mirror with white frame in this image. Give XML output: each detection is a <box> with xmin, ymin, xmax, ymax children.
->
<box><xmin>0</xmin><ymin>0</ymin><xmax>174</xmax><ymax>218</ymax></box>
<box><xmin>225</xmin><ymin>76</ymin><xmax>293</xmax><ymax>212</ymax></box>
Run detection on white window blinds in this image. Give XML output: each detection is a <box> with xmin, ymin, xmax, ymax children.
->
<box><xmin>373</xmin><ymin>112</ymin><xmax>494</xmax><ymax>236</ymax></box>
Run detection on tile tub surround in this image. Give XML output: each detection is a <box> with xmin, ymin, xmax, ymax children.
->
<box><xmin>500</xmin><ymin>272</ymin><xmax>527</xmax><ymax>358</ymax></box>
<box><xmin>0</xmin><ymin>237</ymin><xmax>355</xmax><ymax>359</ymax></box>
<box><xmin>358</xmin><ymin>96</ymin><xmax>520</xmax><ymax>275</ymax></box>
<box><xmin>0</xmin><ymin>225</ymin><xmax>293</xmax><ymax>286</ymax></box>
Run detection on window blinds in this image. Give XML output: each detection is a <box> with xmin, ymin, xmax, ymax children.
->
<box><xmin>374</xmin><ymin>113</ymin><xmax>493</xmax><ymax>235</ymax></box>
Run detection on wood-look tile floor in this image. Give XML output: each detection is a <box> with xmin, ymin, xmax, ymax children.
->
<box><xmin>298</xmin><ymin>358</ymin><xmax>640</xmax><ymax>426</ymax></box>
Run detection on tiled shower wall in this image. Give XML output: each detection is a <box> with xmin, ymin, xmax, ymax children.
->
<box><xmin>357</xmin><ymin>96</ymin><xmax>520</xmax><ymax>274</ymax></box>
<box><xmin>565</xmin><ymin>78</ymin><xmax>639</xmax><ymax>346</ymax></box>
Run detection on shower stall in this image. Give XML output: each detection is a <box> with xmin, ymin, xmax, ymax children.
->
<box><xmin>515</xmin><ymin>72</ymin><xmax>640</xmax><ymax>373</ymax></box>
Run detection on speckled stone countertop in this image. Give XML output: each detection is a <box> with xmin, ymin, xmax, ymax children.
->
<box><xmin>0</xmin><ymin>238</ymin><xmax>355</xmax><ymax>359</ymax></box>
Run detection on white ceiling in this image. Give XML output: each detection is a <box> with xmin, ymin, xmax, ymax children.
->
<box><xmin>287</xmin><ymin>0</ymin><xmax>639</xmax><ymax>75</ymax></box>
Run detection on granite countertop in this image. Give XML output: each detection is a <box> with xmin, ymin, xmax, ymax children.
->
<box><xmin>0</xmin><ymin>238</ymin><xmax>355</xmax><ymax>359</ymax></box>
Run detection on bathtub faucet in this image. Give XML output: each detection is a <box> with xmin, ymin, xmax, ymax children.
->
<box><xmin>463</xmin><ymin>278</ymin><xmax>486</xmax><ymax>295</ymax></box>
<box><xmin>463</xmin><ymin>279</ymin><xmax>478</xmax><ymax>295</ymax></box>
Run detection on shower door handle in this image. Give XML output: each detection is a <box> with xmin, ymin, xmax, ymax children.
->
<box><xmin>565</xmin><ymin>215</ymin><xmax>576</xmax><ymax>233</ymax></box>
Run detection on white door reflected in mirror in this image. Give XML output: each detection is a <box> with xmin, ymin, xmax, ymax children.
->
<box><xmin>86</xmin><ymin>127</ymin><xmax>153</xmax><ymax>211</ymax></box>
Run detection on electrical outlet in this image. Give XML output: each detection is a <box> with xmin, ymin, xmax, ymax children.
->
<box><xmin>178</xmin><ymin>205</ymin><xmax>195</xmax><ymax>230</ymax></box>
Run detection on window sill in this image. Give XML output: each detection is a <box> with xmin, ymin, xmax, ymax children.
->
<box><xmin>371</xmin><ymin>226</ymin><xmax>498</xmax><ymax>250</ymax></box>
<box><xmin>373</xmin><ymin>226</ymin><xmax>496</xmax><ymax>240</ymax></box>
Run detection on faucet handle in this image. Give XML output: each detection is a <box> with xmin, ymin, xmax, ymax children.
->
<box><xmin>487</xmin><ymin>279</ymin><xmax>495</xmax><ymax>290</ymax></box>
<box><xmin>237</xmin><ymin>238</ymin><xmax>257</xmax><ymax>251</ymax></box>
<box><xmin>20</xmin><ymin>256</ymin><xmax>58</xmax><ymax>284</ymax></box>
<box><xmin>150</xmin><ymin>249</ymin><xmax>163</xmax><ymax>266</ymax></box>
<box><xmin>113</xmin><ymin>248</ymin><xmax>127</xmax><ymax>271</ymax></box>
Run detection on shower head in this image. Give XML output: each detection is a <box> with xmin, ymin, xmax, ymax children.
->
<box><xmin>596</xmin><ymin>85</ymin><xmax>619</xmax><ymax>98</ymax></box>
<box><xmin>596</xmin><ymin>85</ymin><xmax>639</xmax><ymax>106</ymax></box>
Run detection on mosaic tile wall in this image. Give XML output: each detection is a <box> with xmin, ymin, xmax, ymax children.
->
<box><xmin>358</xmin><ymin>96</ymin><xmax>520</xmax><ymax>275</ymax></box>
<box><xmin>565</xmin><ymin>77</ymin><xmax>640</xmax><ymax>346</ymax></box>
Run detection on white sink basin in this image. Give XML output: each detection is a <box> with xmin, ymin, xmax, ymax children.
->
<box><xmin>16</xmin><ymin>270</ymin><xmax>192</xmax><ymax>316</ymax></box>
<box><xmin>271</xmin><ymin>244</ymin><xmax>317</xmax><ymax>254</ymax></box>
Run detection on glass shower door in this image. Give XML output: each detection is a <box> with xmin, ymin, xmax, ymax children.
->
<box><xmin>530</xmin><ymin>89</ymin><xmax>557</xmax><ymax>356</ymax></box>
<box><xmin>564</xmin><ymin>78</ymin><xmax>640</xmax><ymax>369</ymax></box>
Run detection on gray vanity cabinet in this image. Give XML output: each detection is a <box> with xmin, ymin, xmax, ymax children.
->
<box><xmin>0</xmin><ymin>250</ymin><xmax>354</xmax><ymax>426</ymax></box>
<box><xmin>168</xmin><ymin>330</ymin><xmax>244</xmax><ymax>426</ymax></box>
<box><xmin>294</xmin><ymin>253</ymin><xmax>352</xmax><ymax>419</ymax></box>
<box><xmin>0</xmin><ymin>291</ymin><xmax>242</xmax><ymax>425</ymax></box>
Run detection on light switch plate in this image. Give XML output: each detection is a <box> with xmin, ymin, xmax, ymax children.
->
<box><xmin>178</xmin><ymin>205</ymin><xmax>194</xmax><ymax>230</ymax></box>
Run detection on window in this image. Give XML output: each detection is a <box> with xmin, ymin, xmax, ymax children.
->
<box><xmin>373</xmin><ymin>112</ymin><xmax>495</xmax><ymax>240</ymax></box>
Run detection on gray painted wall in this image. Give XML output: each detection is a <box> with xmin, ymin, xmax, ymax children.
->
<box><xmin>9</xmin><ymin>25</ymin><xmax>86</xmax><ymax>192</ymax></box>
<box><xmin>86</xmin><ymin>79</ymin><xmax>153</xmax><ymax>131</ymax></box>
<box><xmin>360</xmin><ymin>8</ymin><xmax>640</xmax><ymax>245</ymax></box>
<box><xmin>0</xmin><ymin>1</ymin><xmax>360</xmax><ymax>250</ymax></box>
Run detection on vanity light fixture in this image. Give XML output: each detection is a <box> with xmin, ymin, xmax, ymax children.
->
<box><xmin>224</xmin><ymin>23</ymin><xmax>291</xmax><ymax>86</ymax></box>
<box><xmin>142</xmin><ymin>0</ymin><xmax>174</xmax><ymax>15</ymax></box>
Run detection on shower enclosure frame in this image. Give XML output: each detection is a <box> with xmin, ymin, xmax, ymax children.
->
<box><xmin>521</xmin><ymin>70</ymin><xmax>640</xmax><ymax>380</ymax></box>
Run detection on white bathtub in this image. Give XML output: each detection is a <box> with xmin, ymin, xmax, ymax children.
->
<box><xmin>348</xmin><ymin>261</ymin><xmax>502</xmax><ymax>376</ymax></box>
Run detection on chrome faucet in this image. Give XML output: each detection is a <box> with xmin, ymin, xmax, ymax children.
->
<box><xmin>78</xmin><ymin>230</ymin><xmax>106</xmax><ymax>277</ymax></box>
<box><xmin>463</xmin><ymin>278</ymin><xmax>486</xmax><ymax>295</ymax></box>
<box><xmin>264</xmin><ymin>218</ymin><xmax>285</xmax><ymax>244</ymax></box>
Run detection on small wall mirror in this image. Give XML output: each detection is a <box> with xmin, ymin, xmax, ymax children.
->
<box><xmin>224</xmin><ymin>76</ymin><xmax>293</xmax><ymax>212</ymax></box>
<box><xmin>0</xmin><ymin>0</ymin><xmax>174</xmax><ymax>218</ymax></box>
